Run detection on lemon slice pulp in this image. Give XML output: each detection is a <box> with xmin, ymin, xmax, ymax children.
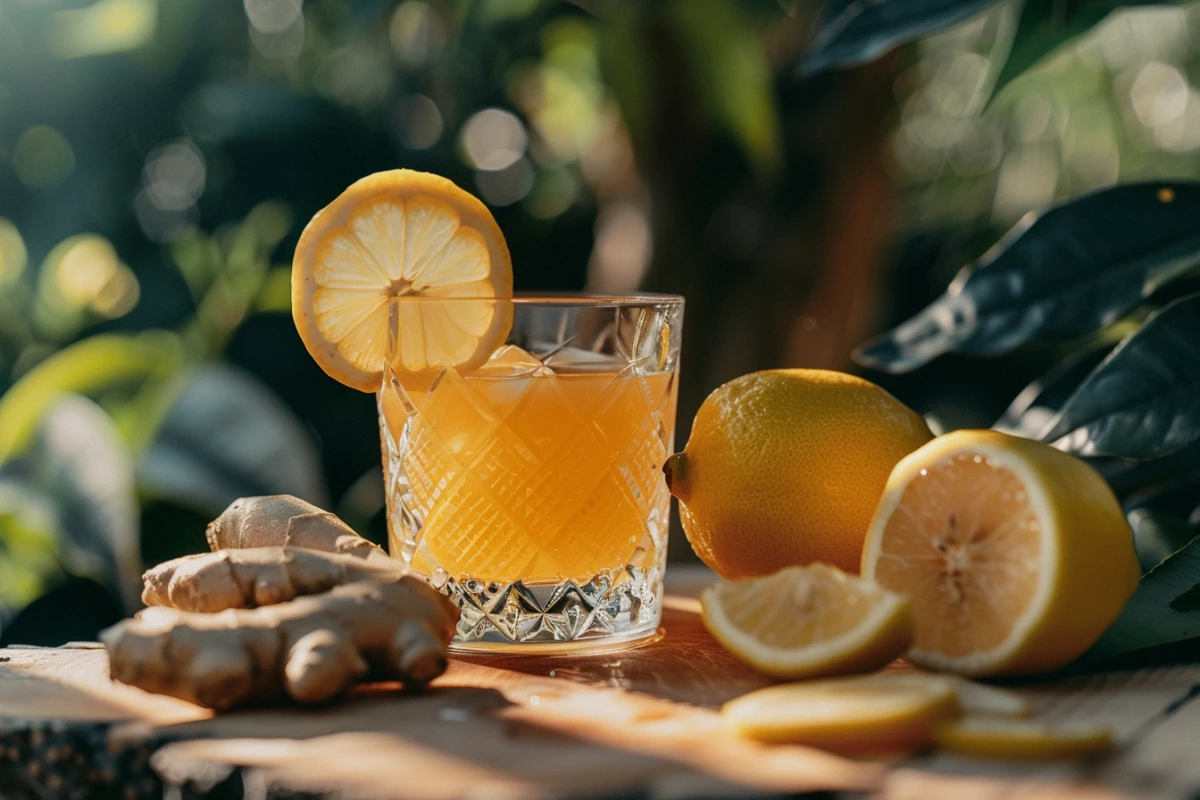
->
<box><xmin>934</xmin><ymin>718</ymin><xmax>1112</xmax><ymax>760</ymax></box>
<box><xmin>722</xmin><ymin>674</ymin><xmax>960</xmax><ymax>755</ymax></box>
<box><xmin>701</xmin><ymin>564</ymin><xmax>913</xmax><ymax>680</ymax></box>
<box><xmin>292</xmin><ymin>170</ymin><xmax>513</xmax><ymax>391</ymax></box>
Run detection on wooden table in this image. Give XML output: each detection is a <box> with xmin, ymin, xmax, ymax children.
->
<box><xmin>2</xmin><ymin>566</ymin><xmax>1199</xmax><ymax>799</ymax></box>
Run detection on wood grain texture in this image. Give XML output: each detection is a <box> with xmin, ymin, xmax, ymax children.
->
<box><xmin>3</xmin><ymin>567</ymin><xmax>1200</xmax><ymax>799</ymax></box>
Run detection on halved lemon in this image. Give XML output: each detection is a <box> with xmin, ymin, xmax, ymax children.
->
<box><xmin>722</xmin><ymin>674</ymin><xmax>960</xmax><ymax>755</ymax></box>
<box><xmin>934</xmin><ymin>718</ymin><xmax>1112</xmax><ymax>760</ymax></box>
<box><xmin>700</xmin><ymin>564</ymin><xmax>913</xmax><ymax>680</ymax></box>
<box><xmin>292</xmin><ymin>170</ymin><xmax>513</xmax><ymax>391</ymax></box>
<box><xmin>862</xmin><ymin>430</ymin><xmax>1139</xmax><ymax>677</ymax></box>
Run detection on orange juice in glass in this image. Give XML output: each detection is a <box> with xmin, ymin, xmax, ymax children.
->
<box><xmin>379</xmin><ymin>295</ymin><xmax>683</xmax><ymax>650</ymax></box>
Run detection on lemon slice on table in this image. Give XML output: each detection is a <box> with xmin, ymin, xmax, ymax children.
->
<box><xmin>700</xmin><ymin>564</ymin><xmax>913</xmax><ymax>680</ymax></box>
<box><xmin>878</xmin><ymin>673</ymin><xmax>1032</xmax><ymax>717</ymax></box>
<box><xmin>292</xmin><ymin>170</ymin><xmax>513</xmax><ymax>391</ymax></box>
<box><xmin>862</xmin><ymin>430</ymin><xmax>1140</xmax><ymax>678</ymax></box>
<box><xmin>723</xmin><ymin>674</ymin><xmax>960</xmax><ymax>755</ymax></box>
<box><xmin>934</xmin><ymin>718</ymin><xmax>1112</xmax><ymax>760</ymax></box>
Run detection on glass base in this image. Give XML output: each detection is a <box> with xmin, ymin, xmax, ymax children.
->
<box><xmin>428</xmin><ymin>563</ymin><xmax>664</xmax><ymax>652</ymax></box>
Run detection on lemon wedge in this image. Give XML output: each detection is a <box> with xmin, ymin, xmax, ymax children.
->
<box><xmin>934</xmin><ymin>718</ymin><xmax>1112</xmax><ymax>760</ymax></box>
<box><xmin>862</xmin><ymin>430</ymin><xmax>1139</xmax><ymax>677</ymax></box>
<box><xmin>701</xmin><ymin>564</ymin><xmax>913</xmax><ymax>680</ymax></box>
<box><xmin>292</xmin><ymin>169</ymin><xmax>513</xmax><ymax>391</ymax></box>
<box><xmin>723</xmin><ymin>674</ymin><xmax>960</xmax><ymax>755</ymax></box>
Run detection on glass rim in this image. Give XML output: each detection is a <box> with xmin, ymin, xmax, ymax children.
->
<box><xmin>386</xmin><ymin>292</ymin><xmax>684</xmax><ymax>307</ymax></box>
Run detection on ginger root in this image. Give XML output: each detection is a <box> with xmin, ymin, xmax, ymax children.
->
<box><xmin>103</xmin><ymin>577</ymin><xmax>457</xmax><ymax>709</ymax></box>
<box><xmin>142</xmin><ymin>547</ymin><xmax>401</xmax><ymax>612</ymax></box>
<box><xmin>206</xmin><ymin>494</ymin><xmax>391</xmax><ymax>565</ymax></box>
<box><xmin>103</xmin><ymin>494</ymin><xmax>460</xmax><ymax>709</ymax></box>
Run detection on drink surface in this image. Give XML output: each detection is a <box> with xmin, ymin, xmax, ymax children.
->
<box><xmin>380</xmin><ymin>345</ymin><xmax>677</xmax><ymax>585</ymax></box>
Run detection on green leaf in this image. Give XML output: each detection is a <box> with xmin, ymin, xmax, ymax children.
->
<box><xmin>855</xmin><ymin>183</ymin><xmax>1200</xmax><ymax>374</ymax></box>
<box><xmin>991</xmin><ymin>0</ymin><xmax>1108</xmax><ymax>103</ymax></box>
<box><xmin>0</xmin><ymin>331</ymin><xmax>186</xmax><ymax>462</ymax></box>
<box><xmin>801</xmin><ymin>0</ymin><xmax>1000</xmax><ymax>74</ymax></box>
<box><xmin>26</xmin><ymin>396</ymin><xmax>141</xmax><ymax>610</ymax></box>
<box><xmin>0</xmin><ymin>480</ymin><xmax>62</xmax><ymax>611</ymax></box>
<box><xmin>1040</xmin><ymin>292</ymin><xmax>1200</xmax><ymax>459</ymax></box>
<box><xmin>137</xmin><ymin>364</ymin><xmax>327</xmax><ymax>515</ymax></box>
<box><xmin>1080</xmin><ymin>531</ymin><xmax>1200</xmax><ymax>667</ymax></box>
<box><xmin>990</xmin><ymin>0</ymin><xmax>1168</xmax><ymax>104</ymax></box>
<box><xmin>596</xmin><ymin>7</ymin><xmax>651</xmax><ymax>154</ymax></box>
<box><xmin>668</xmin><ymin>0</ymin><xmax>782</xmax><ymax>176</ymax></box>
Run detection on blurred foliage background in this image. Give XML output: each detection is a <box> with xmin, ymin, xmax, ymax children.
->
<box><xmin>2</xmin><ymin>0</ymin><xmax>1198</xmax><ymax>642</ymax></box>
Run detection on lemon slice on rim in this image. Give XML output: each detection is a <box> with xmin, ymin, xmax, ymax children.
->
<box><xmin>292</xmin><ymin>169</ymin><xmax>513</xmax><ymax>391</ymax></box>
<box><xmin>723</xmin><ymin>674</ymin><xmax>960</xmax><ymax>755</ymax></box>
<box><xmin>862</xmin><ymin>430</ymin><xmax>1139</xmax><ymax>677</ymax></box>
<box><xmin>934</xmin><ymin>718</ymin><xmax>1112</xmax><ymax>760</ymax></box>
<box><xmin>700</xmin><ymin>564</ymin><xmax>913</xmax><ymax>680</ymax></box>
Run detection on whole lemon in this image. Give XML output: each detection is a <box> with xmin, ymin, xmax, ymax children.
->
<box><xmin>665</xmin><ymin>369</ymin><xmax>932</xmax><ymax>577</ymax></box>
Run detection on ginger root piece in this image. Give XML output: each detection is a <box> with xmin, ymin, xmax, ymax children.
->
<box><xmin>142</xmin><ymin>547</ymin><xmax>403</xmax><ymax>613</ymax></box>
<box><xmin>206</xmin><ymin>495</ymin><xmax>391</xmax><ymax>564</ymax></box>
<box><xmin>103</xmin><ymin>577</ymin><xmax>458</xmax><ymax>709</ymax></box>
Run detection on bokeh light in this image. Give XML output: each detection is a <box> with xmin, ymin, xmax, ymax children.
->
<box><xmin>13</xmin><ymin>126</ymin><xmax>75</xmax><ymax>189</ymax></box>
<box><xmin>474</xmin><ymin>157</ymin><xmax>535</xmax><ymax>206</ymax></box>
<box><xmin>389</xmin><ymin>1</ymin><xmax>446</xmax><ymax>67</ymax></box>
<box><xmin>461</xmin><ymin>108</ymin><xmax>528</xmax><ymax>171</ymax></box>
<box><xmin>0</xmin><ymin>220</ymin><xmax>28</xmax><ymax>285</ymax></box>
<box><xmin>47</xmin><ymin>0</ymin><xmax>155</xmax><ymax>59</ymax></box>
<box><xmin>143</xmin><ymin>139</ymin><xmax>206</xmax><ymax>212</ymax></box>
<box><xmin>587</xmin><ymin>203</ymin><xmax>652</xmax><ymax>293</ymax></box>
<box><xmin>244</xmin><ymin>0</ymin><xmax>302</xmax><ymax>34</ymax></box>
<box><xmin>45</xmin><ymin>235</ymin><xmax>140</xmax><ymax>320</ymax></box>
<box><xmin>393</xmin><ymin>94</ymin><xmax>444</xmax><ymax>150</ymax></box>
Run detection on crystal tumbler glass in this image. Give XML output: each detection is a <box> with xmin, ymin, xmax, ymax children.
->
<box><xmin>378</xmin><ymin>294</ymin><xmax>684</xmax><ymax>651</ymax></box>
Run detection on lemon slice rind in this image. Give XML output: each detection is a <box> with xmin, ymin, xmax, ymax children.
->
<box><xmin>934</xmin><ymin>718</ymin><xmax>1112</xmax><ymax>761</ymax></box>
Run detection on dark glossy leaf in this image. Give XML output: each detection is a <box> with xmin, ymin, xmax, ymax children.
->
<box><xmin>1041</xmin><ymin>292</ymin><xmax>1200</xmax><ymax>459</ymax></box>
<box><xmin>0</xmin><ymin>576</ymin><xmax>122</xmax><ymax>647</ymax></box>
<box><xmin>855</xmin><ymin>183</ymin><xmax>1200</xmax><ymax>373</ymax></box>
<box><xmin>1122</xmin><ymin>465</ymin><xmax>1200</xmax><ymax>519</ymax></box>
<box><xmin>1095</xmin><ymin>439</ymin><xmax>1200</xmax><ymax>500</ymax></box>
<box><xmin>28</xmin><ymin>396</ymin><xmax>141</xmax><ymax>610</ymax></box>
<box><xmin>137</xmin><ymin>364</ymin><xmax>327</xmax><ymax>515</ymax></box>
<box><xmin>801</xmin><ymin>0</ymin><xmax>999</xmax><ymax>74</ymax></box>
<box><xmin>1129</xmin><ymin>509</ymin><xmax>1197</xmax><ymax>574</ymax></box>
<box><xmin>993</xmin><ymin>344</ymin><xmax>1112</xmax><ymax>438</ymax></box>
<box><xmin>1079</xmin><ymin>531</ymin><xmax>1200</xmax><ymax>667</ymax></box>
<box><xmin>989</xmin><ymin>0</ymin><xmax>1151</xmax><ymax>103</ymax></box>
